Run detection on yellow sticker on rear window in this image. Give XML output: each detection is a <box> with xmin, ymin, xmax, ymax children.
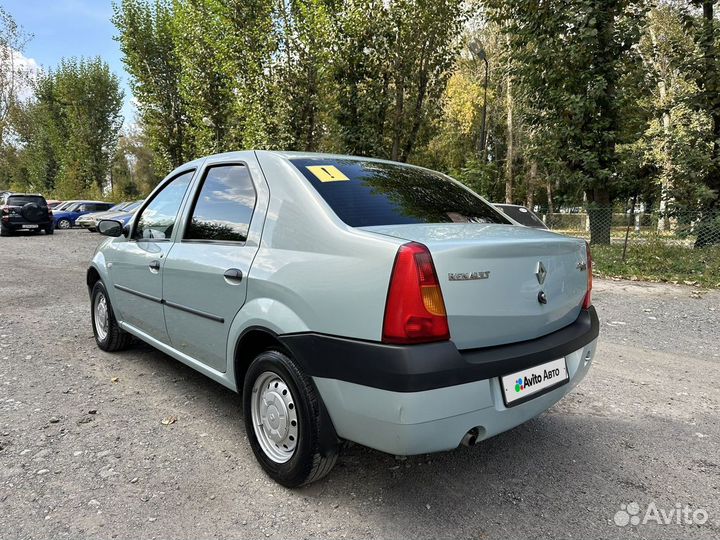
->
<box><xmin>306</xmin><ymin>165</ymin><xmax>349</xmax><ymax>182</ymax></box>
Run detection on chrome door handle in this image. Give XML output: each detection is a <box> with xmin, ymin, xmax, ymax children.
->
<box><xmin>149</xmin><ymin>260</ymin><xmax>161</xmax><ymax>272</ymax></box>
<box><xmin>223</xmin><ymin>268</ymin><xmax>243</xmax><ymax>282</ymax></box>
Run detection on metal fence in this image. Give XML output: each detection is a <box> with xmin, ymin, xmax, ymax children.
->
<box><xmin>540</xmin><ymin>208</ymin><xmax>720</xmax><ymax>248</ymax></box>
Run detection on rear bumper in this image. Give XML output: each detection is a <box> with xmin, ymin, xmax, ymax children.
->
<box><xmin>281</xmin><ymin>307</ymin><xmax>599</xmax><ymax>455</ymax></box>
<box><xmin>1</xmin><ymin>220</ymin><xmax>52</xmax><ymax>230</ymax></box>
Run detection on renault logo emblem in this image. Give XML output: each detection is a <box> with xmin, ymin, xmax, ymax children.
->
<box><xmin>535</xmin><ymin>261</ymin><xmax>547</xmax><ymax>285</ymax></box>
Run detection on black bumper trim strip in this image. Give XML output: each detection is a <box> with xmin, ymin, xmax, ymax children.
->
<box><xmin>279</xmin><ymin>306</ymin><xmax>599</xmax><ymax>393</ymax></box>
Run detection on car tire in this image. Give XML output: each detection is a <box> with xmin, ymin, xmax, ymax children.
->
<box><xmin>91</xmin><ymin>281</ymin><xmax>132</xmax><ymax>352</ymax></box>
<box><xmin>0</xmin><ymin>226</ymin><xmax>11</xmax><ymax>237</ymax></box>
<box><xmin>243</xmin><ymin>349</ymin><xmax>338</xmax><ymax>487</ymax></box>
<box><xmin>56</xmin><ymin>219</ymin><xmax>71</xmax><ymax>229</ymax></box>
<box><xmin>45</xmin><ymin>226</ymin><xmax>54</xmax><ymax>235</ymax></box>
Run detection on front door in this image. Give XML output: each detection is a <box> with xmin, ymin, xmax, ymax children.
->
<box><xmin>162</xmin><ymin>162</ymin><xmax>264</xmax><ymax>372</ymax></box>
<box><xmin>108</xmin><ymin>170</ymin><xmax>195</xmax><ymax>343</ymax></box>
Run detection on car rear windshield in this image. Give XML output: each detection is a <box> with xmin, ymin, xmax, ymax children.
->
<box><xmin>7</xmin><ymin>195</ymin><xmax>46</xmax><ymax>207</ymax></box>
<box><xmin>291</xmin><ymin>158</ymin><xmax>509</xmax><ymax>227</ymax></box>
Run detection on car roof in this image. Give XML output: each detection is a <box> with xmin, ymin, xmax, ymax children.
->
<box><xmin>184</xmin><ymin>150</ymin><xmax>436</xmax><ymax>169</ymax></box>
<box><xmin>5</xmin><ymin>192</ymin><xmax>45</xmax><ymax>197</ymax></box>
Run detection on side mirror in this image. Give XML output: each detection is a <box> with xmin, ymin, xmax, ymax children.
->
<box><xmin>98</xmin><ymin>219</ymin><xmax>124</xmax><ymax>237</ymax></box>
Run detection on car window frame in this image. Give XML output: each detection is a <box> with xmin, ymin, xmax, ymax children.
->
<box><xmin>128</xmin><ymin>168</ymin><xmax>197</xmax><ymax>243</ymax></box>
<box><xmin>180</xmin><ymin>161</ymin><xmax>258</xmax><ymax>246</ymax></box>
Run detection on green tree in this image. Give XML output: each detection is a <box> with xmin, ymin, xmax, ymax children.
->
<box><xmin>0</xmin><ymin>6</ymin><xmax>31</xmax><ymax>150</ymax></box>
<box><xmin>275</xmin><ymin>0</ymin><xmax>336</xmax><ymax>151</ymax></box>
<box><xmin>483</xmin><ymin>0</ymin><xmax>650</xmax><ymax>244</ymax></box>
<box><xmin>171</xmin><ymin>0</ymin><xmax>278</xmax><ymax>154</ymax></box>
<box><xmin>113</xmin><ymin>0</ymin><xmax>191</xmax><ymax>169</ymax></box>
<box><xmin>15</xmin><ymin>58</ymin><xmax>123</xmax><ymax>198</ymax></box>
<box><xmin>111</xmin><ymin>129</ymin><xmax>159</xmax><ymax>198</ymax></box>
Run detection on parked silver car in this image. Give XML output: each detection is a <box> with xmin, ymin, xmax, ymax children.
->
<box><xmin>87</xmin><ymin>151</ymin><xmax>598</xmax><ymax>487</ymax></box>
<box><xmin>77</xmin><ymin>200</ymin><xmax>144</xmax><ymax>232</ymax></box>
<box><xmin>494</xmin><ymin>203</ymin><xmax>549</xmax><ymax>229</ymax></box>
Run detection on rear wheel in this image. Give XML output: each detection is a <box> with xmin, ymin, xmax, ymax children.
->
<box><xmin>243</xmin><ymin>350</ymin><xmax>338</xmax><ymax>487</ymax></box>
<box><xmin>56</xmin><ymin>219</ymin><xmax>71</xmax><ymax>229</ymax></box>
<box><xmin>0</xmin><ymin>226</ymin><xmax>11</xmax><ymax>237</ymax></box>
<box><xmin>45</xmin><ymin>226</ymin><xmax>54</xmax><ymax>235</ymax></box>
<box><xmin>91</xmin><ymin>281</ymin><xmax>132</xmax><ymax>352</ymax></box>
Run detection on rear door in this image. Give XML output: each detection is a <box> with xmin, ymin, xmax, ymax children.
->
<box><xmin>162</xmin><ymin>157</ymin><xmax>269</xmax><ymax>372</ymax></box>
<box><xmin>107</xmin><ymin>170</ymin><xmax>195</xmax><ymax>343</ymax></box>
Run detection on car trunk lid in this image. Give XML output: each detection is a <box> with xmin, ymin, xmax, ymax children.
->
<box><xmin>362</xmin><ymin>223</ymin><xmax>589</xmax><ymax>350</ymax></box>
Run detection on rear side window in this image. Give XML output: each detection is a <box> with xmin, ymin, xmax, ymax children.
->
<box><xmin>184</xmin><ymin>164</ymin><xmax>257</xmax><ymax>243</ymax></box>
<box><xmin>7</xmin><ymin>195</ymin><xmax>46</xmax><ymax>207</ymax></box>
<box><xmin>291</xmin><ymin>158</ymin><xmax>509</xmax><ymax>227</ymax></box>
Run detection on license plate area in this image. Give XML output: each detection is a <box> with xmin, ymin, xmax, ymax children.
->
<box><xmin>501</xmin><ymin>358</ymin><xmax>569</xmax><ymax>408</ymax></box>
<box><xmin>21</xmin><ymin>224</ymin><xmax>39</xmax><ymax>229</ymax></box>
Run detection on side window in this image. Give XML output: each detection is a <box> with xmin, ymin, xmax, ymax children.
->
<box><xmin>184</xmin><ymin>164</ymin><xmax>256</xmax><ymax>243</ymax></box>
<box><xmin>134</xmin><ymin>170</ymin><xmax>193</xmax><ymax>240</ymax></box>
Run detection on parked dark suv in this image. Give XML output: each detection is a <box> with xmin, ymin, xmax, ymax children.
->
<box><xmin>0</xmin><ymin>193</ymin><xmax>54</xmax><ymax>236</ymax></box>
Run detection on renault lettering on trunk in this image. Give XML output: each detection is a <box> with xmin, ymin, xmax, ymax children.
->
<box><xmin>448</xmin><ymin>271</ymin><xmax>491</xmax><ymax>281</ymax></box>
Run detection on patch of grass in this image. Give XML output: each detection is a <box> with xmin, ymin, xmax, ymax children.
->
<box><xmin>591</xmin><ymin>241</ymin><xmax>720</xmax><ymax>288</ymax></box>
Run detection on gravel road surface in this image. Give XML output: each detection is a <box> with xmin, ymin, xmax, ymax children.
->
<box><xmin>1</xmin><ymin>230</ymin><xmax>718</xmax><ymax>539</ymax></box>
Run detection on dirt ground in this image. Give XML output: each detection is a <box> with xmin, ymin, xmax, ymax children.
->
<box><xmin>1</xmin><ymin>230</ymin><xmax>719</xmax><ymax>539</ymax></box>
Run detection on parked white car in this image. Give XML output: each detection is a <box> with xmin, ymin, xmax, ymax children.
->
<box><xmin>87</xmin><ymin>151</ymin><xmax>598</xmax><ymax>487</ymax></box>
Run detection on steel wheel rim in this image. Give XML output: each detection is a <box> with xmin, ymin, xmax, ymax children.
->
<box><xmin>94</xmin><ymin>292</ymin><xmax>109</xmax><ymax>341</ymax></box>
<box><xmin>57</xmin><ymin>220</ymin><xmax>70</xmax><ymax>229</ymax></box>
<box><xmin>251</xmin><ymin>371</ymin><xmax>299</xmax><ymax>463</ymax></box>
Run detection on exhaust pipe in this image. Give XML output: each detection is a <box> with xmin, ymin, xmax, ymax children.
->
<box><xmin>461</xmin><ymin>428</ymin><xmax>480</xmax><ymax>447</ymax></box>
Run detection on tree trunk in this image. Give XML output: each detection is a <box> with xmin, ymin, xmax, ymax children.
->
<box><xmin>649</xmin><ymin>23</ymin><xmax>674</xmax><ymax>232</ymax></box>
<box><xmin>391</xmin><ymin>75</ymin><xmax>405</xmax><ymax>162</ymax></box>
<box><xmin>546</xmin><ymin>179</ymin><xmax>554</xmax><ymax>214</ymax></box>
<box><xmin>504</xmin><ymin>61</ymin><xmax>513</xmax><ymax>204</ymax></box>
<box><xmin>526</xmin><ymin>160</ymin><xmax>537</xmax><ymax>209</ymax></box>
<box><xmin>586</xmin><ymin>188</ymin><xmax>612</xmax><ymax>245</ymax></box>
<box><xmin>585</xmin><ymin>5</ymin><xmax>618</xmax><ymax>245</ymax></box>
<box><xmin>400</xmin><ymin>60</ymin><xmax>428</xmax><ymax>163</ymax></box>
<box><xmin>695</xmin><ymin>0</ymin><xmax>720</xmax><ymax>247</ymax></box>
<box><xmin>657</xmin><ymin>79</ymin><xmax>673</xmax><ymax>232</ymax></box>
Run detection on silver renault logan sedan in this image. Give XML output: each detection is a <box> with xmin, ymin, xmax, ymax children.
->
<box><xmin>87</xmin><ymin>151</ymin><xmax>598</xmax><ymax>487</ymax></box>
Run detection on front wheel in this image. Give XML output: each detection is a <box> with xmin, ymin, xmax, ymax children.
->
<box><xmin>56</xmin><ymin>219</ymin><xmax>71</xmax><ymax>229</ymax></box>
<box><xmin>243</xmin><ymin>350</ymin><xmax>338</xmax><ymax>487</ymax></box>
<box><xmin>91</xmin><ymin>281</ymin><xmax>132</xmax><ymax>352</ymax></box>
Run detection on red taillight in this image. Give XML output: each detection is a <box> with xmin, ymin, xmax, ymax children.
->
<box><xmin>382</xmin><ymin>242</ymin><xmax>450</xmax><ymax>344</ymax></box>
<box><xmin>582</xmin><ymin>242</ymin><xmax>592</xmax><ymax>309</ymax></box>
